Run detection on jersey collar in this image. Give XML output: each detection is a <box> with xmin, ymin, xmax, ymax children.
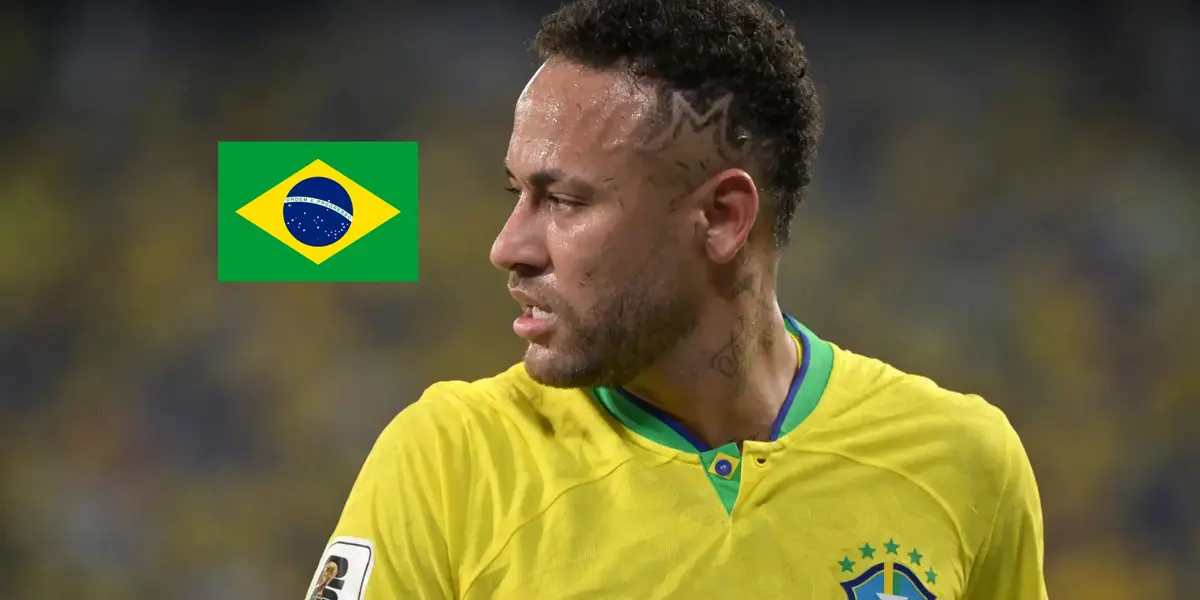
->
<box><xmin>591</xmin><ymin>313</ymin><xmax>833</xmax><ymax>453</ymax></box>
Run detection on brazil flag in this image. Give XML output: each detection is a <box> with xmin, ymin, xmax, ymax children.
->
<box><xmin>218</xmin><ymin>141</ymin><xmax>418</xmax><ymax>282</ymax></box>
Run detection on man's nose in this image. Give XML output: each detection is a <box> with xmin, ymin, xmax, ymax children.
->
<box><xmin>490</xmin><ymin>199</ymin><xmax>549</xmax><ymax>273</ymax></box>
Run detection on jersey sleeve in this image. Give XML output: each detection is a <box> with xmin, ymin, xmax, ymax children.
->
<box><xmin>962</xmin><ymin>415</ymin><xmax>1048</xmax><ymax>600</ymax></box>
<box><xmin>305</xmin><ymin>385</ymin><xmax>466</xmax><ymax>600</ymax></box>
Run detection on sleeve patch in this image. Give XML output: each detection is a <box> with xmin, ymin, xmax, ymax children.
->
<box><xmin>306</xmin><ymin>536</ymin><xmax>375</xmax><ymax>600</ymax></box>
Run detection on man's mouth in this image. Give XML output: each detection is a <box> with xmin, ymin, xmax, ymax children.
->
<box><xmin>514</xmin><ymin>305</ymin><xmax>558</xmax><ymax>340</ymax></box>
<box><xmin>510</xmin><ymin>289</ymin><xmax>559</xmax><ymax>340</ymax></box>
<box><xmin>524</xmin><ymin>305</ymin><xmax>554</xmax><ymax>320</ymax></box>
<box><xmin>510</xmin><ymin>288</ymin><xmax>555</xmax><ymax>316</ymax></box>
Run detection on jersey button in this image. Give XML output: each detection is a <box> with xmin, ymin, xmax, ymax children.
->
<box><xmin>714</xmin><ymin>458</ymin><xmax>733</xmax><ymax>477</ymax></box>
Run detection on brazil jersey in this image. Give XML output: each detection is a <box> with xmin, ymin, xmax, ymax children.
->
<box><xmin>307</xmin><ymin>315</ymin><xmax>1047</xmax><ymax>600</ymax></box>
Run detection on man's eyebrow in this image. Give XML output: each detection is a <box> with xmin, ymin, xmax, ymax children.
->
<box><xmin>505</xmin><ymin>164</ymin><xmax>596</xmax><ymax>193</ymax></box>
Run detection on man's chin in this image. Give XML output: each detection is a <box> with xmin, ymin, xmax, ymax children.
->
<box><xmin>521</xmin><ymin>346</ymin><xmax>604</xmax><ymax>389</ymax></box>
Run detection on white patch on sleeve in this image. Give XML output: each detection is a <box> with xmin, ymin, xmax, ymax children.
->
<box><xmin>305</xmin><ymin>536</ymin><xmax>376</xmax><ymax>600</ymax></box>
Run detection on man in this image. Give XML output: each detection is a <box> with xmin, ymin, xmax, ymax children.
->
<box><xmin>307</xmin><ymin>0</ymin><xmax>1048</xmax><ymax>598</ymax></box>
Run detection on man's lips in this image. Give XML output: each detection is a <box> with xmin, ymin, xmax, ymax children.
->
<box><xmin>509</xmin><ymin>288</ymin><xmax>557</xmax><ymax>340</ymax></box>
<box><xmin>508</xmin><ymin>288</ymin><xmax>550</xmax><ymax>311</ymax></box>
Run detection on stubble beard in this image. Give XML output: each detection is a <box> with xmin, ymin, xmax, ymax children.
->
<box><xmin>523</xmin><ymin>278</ymin><xmax>702</xmax><ymax>389</ymax></box>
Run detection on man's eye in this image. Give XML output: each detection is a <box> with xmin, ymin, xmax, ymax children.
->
<box><xmin>548</xmin><ymin>196</ymin><xmax>581</xmax><ymax>208</ymax></box>
<box><xmin>503</xmin><ymin>186</ymin><xmax>520</xmax><ymax>196</ymax></box>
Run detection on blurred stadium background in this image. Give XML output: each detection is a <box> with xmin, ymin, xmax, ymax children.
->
<box><xmin>1</xmin><ymin>0</ymin><xmax>1198</xmax><ymax>598</ymax></box>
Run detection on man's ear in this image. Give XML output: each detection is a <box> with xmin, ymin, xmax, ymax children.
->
<box><xmin>698</xmin><ymin>168</ymin><xmax>759</xmax><ymax>264</ymax></box>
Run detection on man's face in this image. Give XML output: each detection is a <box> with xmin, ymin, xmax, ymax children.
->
<box><xmin>491</xmin><ymin>60</ymin><xmax>704</xmax><ymax>388</ymax></box>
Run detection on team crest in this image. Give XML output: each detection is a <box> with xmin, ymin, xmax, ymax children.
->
<box><xmin>837</xmin><ymin>539</ymin><xmax>937</xmax><ymax>600</ymax></box>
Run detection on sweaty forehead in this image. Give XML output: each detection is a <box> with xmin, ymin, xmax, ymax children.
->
<box><xmin>508</xmin><ymin>61</ymin><xmax>656</xmax><ymax>178</ymax></box>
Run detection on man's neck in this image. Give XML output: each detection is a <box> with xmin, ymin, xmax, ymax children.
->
<box><xmin>622</xmin><ymin>293</ymin><xmax>798</xmax><ymax>450</ymax></box>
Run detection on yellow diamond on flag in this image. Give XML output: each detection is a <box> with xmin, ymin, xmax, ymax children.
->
<box><xmin>236</xmin><ymin>159</ymin><xmax>399</xmax><ymax>265</ymax></box>
<box><xmin>708</xmin><ymin>452</ymin><xmax>741</xmax><ymax>480</ymax></box>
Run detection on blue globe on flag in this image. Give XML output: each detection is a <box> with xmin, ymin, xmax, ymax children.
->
<box><xmin>283</xmin><ymin>176</ymin><xmax>354</xmax><ymax>247</ymax></box>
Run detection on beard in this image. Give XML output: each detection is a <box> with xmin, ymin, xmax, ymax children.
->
<box><xmin>520</xmin><ymin>272</ymin><xmax>702</xmax><ymax>389</ymax></box>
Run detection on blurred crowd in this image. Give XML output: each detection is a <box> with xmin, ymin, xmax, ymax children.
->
<box><xmin>1</xmin><ymin>2</ymin><xmax>1197</xmax><ymax>599</ymax></box>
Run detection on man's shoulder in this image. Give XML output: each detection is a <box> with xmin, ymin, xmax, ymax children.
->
<box><xmin>819</xmin><ymin>343</ymin><xmax>1023</xmax><ymax>473</ymax></box>
<box><xmin>375</xmin><ymin>364</ymin><xmax>625</xmax><ymax>527</ymax></box>
<box><xmin>815</xmin><ymin>344</ymin><xmax>1041</xmax><ymax>566</ymax></box>
<box><xmin>389</xmin><ymin>362</ymin><xmax>605</xmax><ymax>449</ymax></box>
<box><xmin>831</xmin><ymin>344</ymin><xmax>1013</xmax><ymax>424</ymax></box>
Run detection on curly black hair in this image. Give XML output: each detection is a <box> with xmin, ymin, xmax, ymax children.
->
<box><xmin>533</xmin><ymin>0</ymin><xmax>822</xmax><ymax>248</ymax></box>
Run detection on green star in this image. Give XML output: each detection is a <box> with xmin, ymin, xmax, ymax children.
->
<box><xmin>908</xmin><ymin>548</ymin><xmax>923</xmax><ymax>566</ymax></box>
<box><xmin>859</xmin><ymin>543</ymin><xmax>876</xmax><ymax>559</ymax></box>
<box><xmin>925</xmin><ymin>568</ymin><xmax>937</xmax><ymax>584</ymax></box>
<box><xmin>838</xmin><ymin>556</ymin><xmax>855</xmax><ymax>573</ymax></box>
<box><xmin>883</xmin><ymin>538</ymin><xmax>900</xmax><ymax>555</ymax></box>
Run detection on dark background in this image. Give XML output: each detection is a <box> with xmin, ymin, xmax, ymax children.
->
<box><xmin>1</xmin><ymin>0</ymin><xmax>1198</xmax><ymax>597</ymax></box>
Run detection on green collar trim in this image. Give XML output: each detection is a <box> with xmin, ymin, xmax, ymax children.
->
<box><xmin>592</xmin><ymin>386</ymin><xmax>699</xmax><ymax>451</ymax></box>
<box><xmin>593</xmin><ymin>313</ymin><xmax>833</xmax><ymax>454</ymax></box>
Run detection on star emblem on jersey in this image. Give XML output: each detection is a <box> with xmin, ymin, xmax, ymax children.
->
<box><xmin>837</xmin><ymin>539</ymin><xmax>937</xmax><ymax>600</ymax></box>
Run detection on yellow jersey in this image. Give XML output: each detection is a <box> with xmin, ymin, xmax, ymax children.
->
<box><xmin>307</xmin><ymin>315</ymin><xmax>1047</xmax><ymax>599</ymax></box>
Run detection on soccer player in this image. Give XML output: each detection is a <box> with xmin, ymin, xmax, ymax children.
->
<box><xmin>307</xmin><ymin>0</ymin><xmax>1048</xmax><ymax>598</ymax></box>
